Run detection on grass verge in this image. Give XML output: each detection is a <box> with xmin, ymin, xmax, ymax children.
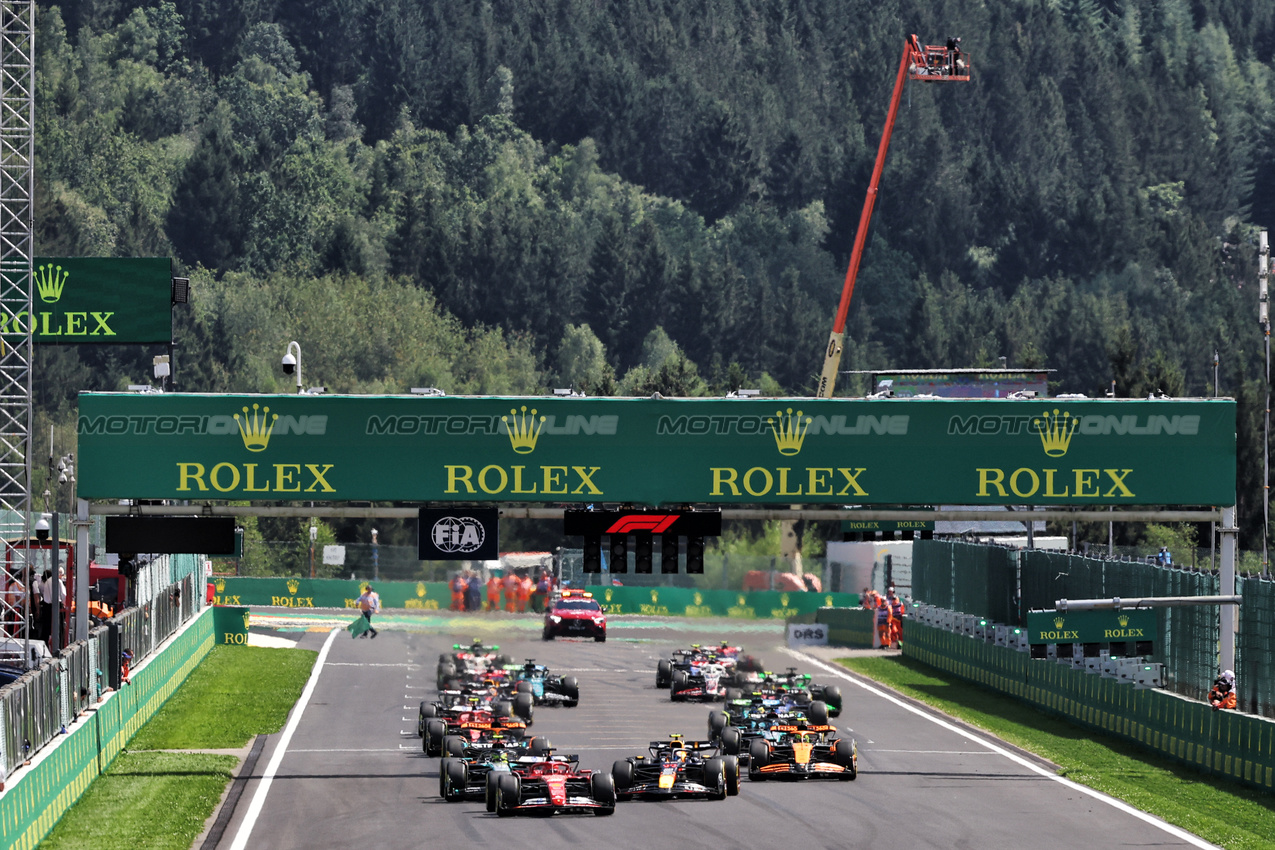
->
<box><xmin>130</xmin><ymin>644</ymin><xmax>318</xmax><ymax>749</ymax></box>
<box><xmin>840</xmin><ymin>655</ymin><xmax>1275</xmax><ymax>850</ymax></box>
<box><xmin>39</xmin><ymin>752</ymin><xmax>239</xmax><ymax>850</ymax></box>
<box><xmin>43</xmin><ymin>644</ymin><xmax>317</xmax><ymax>846</ymax></box>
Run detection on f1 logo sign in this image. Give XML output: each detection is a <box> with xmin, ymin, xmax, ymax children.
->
<box><xmin>605</xmin><ymin>514</ymin><xmax>678</xmax><ymax>534</ymax></box>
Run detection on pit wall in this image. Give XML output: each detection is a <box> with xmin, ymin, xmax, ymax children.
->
<box><xmin>904</xmin><ymin>620</ymin><xmax>1275</xmax><ymax>793</ymax></box>
<box><xmin>0</xmin><ymin>607</ymin><xmax>215</xmax><ymax>849</ymax></box>
<box><xmin>210</xmin><ymin>577</ymin><xmax>857</xmax><ymax>619</ymax></box>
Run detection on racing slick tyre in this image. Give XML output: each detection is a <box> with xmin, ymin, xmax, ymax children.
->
<box><xmin>809</xmin><ymin>700</ymin><xmax>830</xmax><ymax>726</ymax></box>
<box><xmin>485</xmin><ymin>772</ymin><xmax>500</xmax><ymax>812</ymax></box>
<box><xmin>670</xmin><ymin>670</ymin><xmax>689</xmax><ymax>701</ymax></box>
<box><xmin>529</xmin><ymin>736</ymin><xmax>554</xmax><ymax>757</ymax></box>
<box><xmin>707</xmin><ymin>710</ymin><xmax>728</xmax><ymax>739</ymax></box>
<box><xmin>492</xmin><ymin>700</ymin><xmax>513</xmax><ymax>718</ymax></box>
<box><xmin>748</xmin><ymin>739</ymin><xmax>770</xmax><ymax>781</ymax></box>
<box><xmin>513</xmin><ymin>692</ymin><xmax>535</xmax><ymax>723</ymax></box>
<box><xmin>723</xmin><ymin>688</ymin><xmax>742</xmax><ymax>703</ymax></box>
<box><xmin>495</xmin><ymin>773</ymin><xmax>521</xmax><ymax>817</ymax></box>
<box><xmin>611</xmin><ymin>759</ymin><xmax>635</xmax><ymax>791</ymax></box>
<box><xmin>441</xmin><ymin>758</ymin><xmax>468</xmax><ymax>802</ymax></box>
<box><xmin>443</xmin><ymin>735</ymin><xmax>467</xmax><ymax>758</ymax></box>
<box><xmin>495</xmin><ymin>653</ymin><xmax>512</xmax><ymax>667</ymax></box>
<box><xmin>724</xmin><ymin>755</ymin><xmax>740</xmax><ymax>796</ymax></box>
<box><xmin>515</xmin><ymin>680</ymin><xmax>534</xmax><ymax>695</ymax></box>
<box><xmin>562</xmin><ymin>676</ymin><xmax>580</xmax><ymax>707</ymax></box>
<box><xmin>656</xmin><ymin>659</ymin><xmax>672</xmax><ymax>688</ymax></box>
<box><xmin>436</xmin><ymin>663</ymin><xmax>456</xmax><ymax>689</ymax></box>
<box><xmin>822</xmin><ymin>685</ymin><xmax>843</xmax><ymax>717</ymax></box>
<box><xmin>720</xmin><ymin>726</ymin><xmax>742</xmax><ymax>756</ymax></box>
<box><xmin>835</xmin><ymin>738</ymin><xmax>858</xmax><ymax>780</ymax></box>
<box><xmin>424</xmin><ymin>719</ymin><xmax>446</xmax><ymax>756</ymax></box>
<box><xmin>591</xmin><ymin>772</ymin><xmax>617</xmax><ymax>815</ymax></box>
<box><xmin>703</xmin><ymin>757</ymin><xmax>727</xmax><ymax>800</ymax></box>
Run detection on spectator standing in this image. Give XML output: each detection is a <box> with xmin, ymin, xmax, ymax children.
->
<box><xmin>875</xmin><ymin>596</ymin><xmax>892</xmax><ymax>648</ymax></box>
<box><xmin>886</xmin><ymin>586</ymin><xmax>905</xmax><ymax>649</ymax></box>
<box><xmin>449</xmin><ymin>572</ymin><xmax>465</xmax><ymax>611</ymax></box>
<box><xmin>503</xmin><ymin>570</ymin><xmax>520</xmax><ymax>612</ymax></box>
<box><xmin>517</xmin><ymin>573</ymin><xmax>532</xmax><ymax>613</ymax></box>
<box><xmin>532</xmin><ymin>570</ymin><xmax>551</xmax><ymax>613</ymax></box>
<box><xmin>465</xmin><ymin>571</ymin><xmax>482</xmax><ymax>611</ymax></box>
<box><xmin>486</xmin><ymin>571</ymin><xmax>503</xmax><ymax>611</ymax></box>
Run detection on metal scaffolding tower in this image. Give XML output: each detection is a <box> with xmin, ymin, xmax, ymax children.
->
<box><xmin>0</xmin><ymin>1</ymin><xmax>36</xmax><ymax>661</ymax></box>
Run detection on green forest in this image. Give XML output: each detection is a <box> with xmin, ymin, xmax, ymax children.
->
<box><xmin>31</xmin><ymin>0</ymin><xmax>1275</xmax><ymax>554</ymax></box>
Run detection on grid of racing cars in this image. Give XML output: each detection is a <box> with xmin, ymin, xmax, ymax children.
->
<box><xmin>420</xmin><ymin>631</ymin><xmax>857</xmax><ymax>816</ymax></box>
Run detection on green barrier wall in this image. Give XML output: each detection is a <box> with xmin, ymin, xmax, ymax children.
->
<box><xmin>584</xmin><ymin>586</ymin><xmax>856</xmax><ymax>619</ymax></box>
<box><xmin>904</xmin><ymin>621</ymin><xmax>1275</xmax><ymax>793</ymax></box>
<box><xmin>213</xmin><ymin>577</ymin><xmax>450</xmax><ymax>610</ymax></box>
<box><xmin>211</xmin><ymin>577</ymin><xmax>855</xmax><ymax>619</ymax></box>
<box><xmin>215</xmin><ymin>606</ymin><xmax>251</xmax><ymax>644</ymax></box>
<box><xmin>1</xmin><ymin>607</ymin><xmax>216</xmax><ymax>849</ymax></box>
<box><xmin>814</xmin><ymin>607</ymin><xmax>876</xmax><ymax>647</ymax></box>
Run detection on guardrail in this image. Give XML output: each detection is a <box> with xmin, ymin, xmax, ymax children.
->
<box><xmin>0</xmin><ymin>569</ymin><xmax>203</xmax><ymax>784</ymax></box>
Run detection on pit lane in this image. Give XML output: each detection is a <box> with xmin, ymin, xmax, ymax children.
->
<box><xmin>207</xmin><ymin>612</ymin><xmax>1214</xmax><ymax>850</ymax></box>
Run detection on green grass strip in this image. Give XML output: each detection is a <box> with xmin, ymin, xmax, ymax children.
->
<box><xmin>130</xmin><ymin>644</ymin><xmax>318</xmax><ymax>750</ymax></box>
<box><xmin>840</xmin><ymin>656</ymin><xmax>1275</xmax><ymax>850</ymax></box>
<box><xmin>39</xmin><ymin>752</ymin><xmax>239</xmax><ymax>850</ymax></box>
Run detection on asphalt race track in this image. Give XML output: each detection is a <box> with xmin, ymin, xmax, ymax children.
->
<box><xmin>209</xmin><ymin>613</ymin><xmax>1215</xmax><ymax>850</ymax></box>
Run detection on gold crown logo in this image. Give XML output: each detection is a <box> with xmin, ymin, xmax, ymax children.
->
<box><xmin>768</xmin><ymin>408</ymin><xmax>812</xmax><ymax>456</ymax></box>
<box><xmin>694</xmin><ymin>592</ymin><xmax>703</xmax><ymax>606</ymax></box>
<box><xmin>605</xmin><ymin>588</ymin><xmax>613</xmax><ymax>602</ymax></box>
<box><xmin>1034</xmin><ymin>409</ymin><xmax>1078</xmax><ymax>457</ymax></box>
<box><xmin>243</xmin><ymin>611</ymin><xmax>251</xmax><ymax>630</ymax></box>
<box><xmin>1117</xmin><ymin>613</ymin><xmax>1129</xmax><ymax>627</ymax></box>
<box><xmin>738</xmin><ymin>594</ymin><xmax>746</xmax><ymax>606</ymax></box>
<box><xmin>287</xmin><ymin>578</ymin><xmax>300</xmax><ymax>593</ymax></box>
<box><xmin>650</xmin><ymin>589</ymin><xmax>659</xmax><ymax>603</ymax></box>
<box><xmin>416</xmin><ymin>581</ymin><xmax>426</xmax><ymax>597</ymax></box>
<box><xmin>35</xmin><ymin>262</ymin><xmax>69</xmax><ymax>303</ymax></box>
<box><xmin>780</xmin><ymin>593</ymin><xmax>789</xmax><ymax>607</ymax></box>
<box><xmin>215</xmin><ymin>578</ymin><xmax>226</xmax><ymax>592</ymax></box>
<box><xmin>502</xmin><ymin>406</ymin><xmax>545</xmax><ymax>454</ymax></box>
<box><xmin>235</xmin><ymin>404</ymin><xmax>278</xmax><ymax>453</ymax></box>
<box><xmin>825</xmin><ymin>595</ymin><xmax>833</xmax><ymax>606</ymax></box>
<box><xmin>1053</xmin><ymin>616</ymin><xmax>1065</xmax><ymax>629</ymax></box>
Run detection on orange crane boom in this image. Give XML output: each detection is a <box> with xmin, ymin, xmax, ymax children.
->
<box><xmin>816</xmin><ymin>35</ymin><xmax>970</xmax><ymax>398</ymax></box>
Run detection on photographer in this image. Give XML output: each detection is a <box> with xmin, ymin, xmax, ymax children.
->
<box><xmin>1208</xmin><ymin>670</ymin><xmax>1236</xmax><ymax>711</ymax></box>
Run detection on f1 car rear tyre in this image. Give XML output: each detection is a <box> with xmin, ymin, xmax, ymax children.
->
<box><xmin>724</xmin><ymin>755</ymin><xmax>740</xmax><ymax>796</ymax></box>
<box><xmin>443</xmin><ymin>735</ymin><xmax>466</xmax><ymax>758</ymax></box>
<box><xmin>720</xmin><ymin>726</ymin><xmax>742</xmax><ymax>755</ymax></box>
<box><xmin>708</xmin><ymin>710</ymin><xmax>728</xmax><ymax>739</ymax></box>
<box><xmin>562</xmin><ymin>676</ymin><xmax>580</xmax><ymax>707</ymax></box>
<box><xmin>703</xmin><ymin>757</ymin><xmax>727</xmax><ymax>800</ymax></box>
<box><xmin>670</xmin><ymin>670</ymin><xmax>689</xmax><ymax>701</ymax></box>
<box><xmin>424</xmin><ymin>719</ymin><xmax>446</xmax><ymax>756</ymax></box>
<box><xmin>493</xmin><ymin>700</ymin><xmax>513</xmax><ymax>718</ymax></box>
<box><xmin>496</xmin><ymin>773</ymin><xmax>520</xmax><ymax>817</ymax></box>
<box><xmin>656</xmin><ymin>659</ymin><xmax>672</xmax><ymax>688</ymax></box>
<box><xmin>513</xmin><ymin>692</ymin><xmax>535</xmax><ymax>723</ymax></box>
<box><xmin>611</xmin><ymin>759</ymin><xmax>635</xmax><ymax>790</ymax></box>
<box><xmin>823</xmin><ymin>685</ymin><xmax>843</xmax><ymax>717</ymax></box>
<box><xmin>442</xmin><ymin>758</ymin><xmax>468</xmax><ymax>801</ymax></box>
<box><xmin>591</xmin><ymin>772</ymin><xmax>617</xmax><ymax>815</ymax></box>
<box><xmin>529</xmin><ymin>736</ymin><xmax>553</xmax><ymax>757</ymax></box>
<box><xmin>723</xmin><ymin>688</ymin><xmax>742</xmax><ymax>703</ymax></box>
<box><xmin>438</xmin><ymin>757</ymin><xmax>454</xmax><ymax>797</ymax></box>
<box><xmin>420</xmin><ymin>702</ymin><xmax>440</xmax><ymax>719</ymax></box>
<box><xmin>515</xmin><ymin>680</ymin><xmax>534</xmax><ymax>695</ymax></box>
<box><xmin>749</xmin><ymin>739</ymin><xmax>770</xmax><ymax>780</ymax></box>
<box><xmin>809</xmin><ymin>700</ymin><xmax>830</xmax><ymax>726</ymax></box>
<box><xmin>495</xmin><ymin>653</ymin><xmax>512</xmax><ymax>666</ymax></box>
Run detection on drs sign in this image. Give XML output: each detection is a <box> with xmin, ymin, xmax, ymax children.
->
<box><xmin>787</xmin><ymin>623</ymin><xmax>829</xmax><ymax>647</ymax></box>
<box><xmin>418</xmin><ymin>507</ymin><xmax>499</xmax><ymax>560</ymax></box>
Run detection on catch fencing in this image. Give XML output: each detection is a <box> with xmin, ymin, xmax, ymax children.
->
<box><xmin>910</xmin><ymin>541</ymin><xmax>1256</xmax><ymax>711</ymax></box>
<box><xmin>0</xmin><ymin>553</ymin><xmax>205</xmax><ymax>784</ymax></box>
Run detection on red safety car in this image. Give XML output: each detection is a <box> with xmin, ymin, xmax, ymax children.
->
<box><xmin>543</xmin><ymin>590</ymin><xmax>607</xmax><ymax>642</ymax></box>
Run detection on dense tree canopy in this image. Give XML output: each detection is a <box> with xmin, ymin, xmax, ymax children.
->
<box><xmin>33</xmin><ymin>0</ymin><xmax>1275</xmax><ymax>548</ymax></box>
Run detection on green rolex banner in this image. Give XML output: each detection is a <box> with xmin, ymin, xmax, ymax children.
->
<box><xmin>77</xmin><ymin>393</ymin><xmax>1235</xmax><ymax>506</ymax></box>
<box><xmin>1025</xmin><ymin>608</ymin><xmax>1157</xmax><ymax>645</ymax></box>
<box><xmin>19</xmin><ymin>257</ymin><xmax>173</xmax><ymax>344</ymax></box>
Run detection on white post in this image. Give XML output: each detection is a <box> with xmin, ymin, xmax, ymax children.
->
<box><xmin>1219</xmin><ymin>505</ymin><xmax>1237</xmax><ymax>672</ymax></box>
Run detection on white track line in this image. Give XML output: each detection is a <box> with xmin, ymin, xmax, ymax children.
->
<box><xmin>229</xmin><ymin>628</ymin><xmax>341</xmax><ymax>850</ymax></box>
<box><xmin>783</xmin><ymin>649</ymin><xmax>1218</xmax><ymax>850</ymax></box>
